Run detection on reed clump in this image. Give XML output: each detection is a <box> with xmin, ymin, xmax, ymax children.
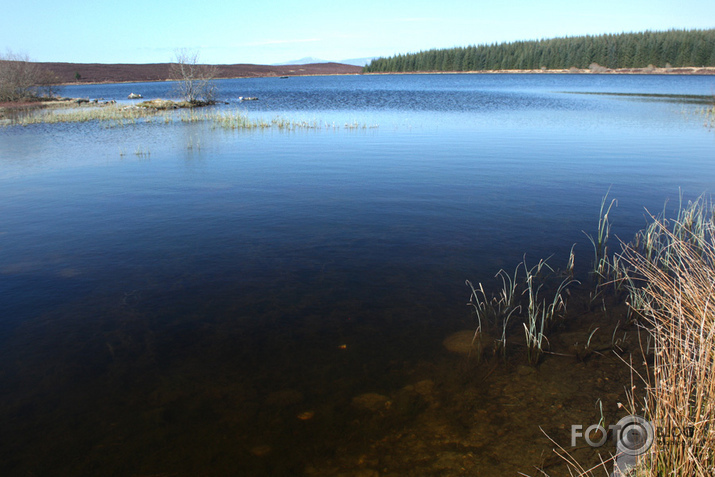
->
<box><xmin>583</xmin><ymin>190</ymin><xmax>618</xmax><ymax>307</ymax></box>
<box><xmin>617</xmin><ymin>195</ymin><xmax>715</xmax><ymax>476</ymax></box>
<box><xmin>466</xmin><ymin>254</ymin><xmax>577</xmax><ymax>365</ymax></box>
<box><xmin>535</xmin><ymin>195</ymin><xmax>715</xmax><ymax>476</ymax></box>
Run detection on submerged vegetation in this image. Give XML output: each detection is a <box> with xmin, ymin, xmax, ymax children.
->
<box><xmin>703</xmin><ymin>101</ymin><xmax>715</xmax><ymax>129</ymax></box>
<box><xmin>365</xmin><ymin>28</ymin><xmax>715</xmax><ymax>73</ymax></box>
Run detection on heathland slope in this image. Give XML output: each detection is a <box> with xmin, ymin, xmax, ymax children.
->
<box><xmin>36</xmin><ymin>62</ymin><xmax>362</xmax><ymax>84</ymax></box>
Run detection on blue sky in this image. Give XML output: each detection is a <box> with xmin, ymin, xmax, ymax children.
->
<box><xmin>2</xmin><ymin>0</ymin><xmax>713</xmax><ymax>64</ymax></box>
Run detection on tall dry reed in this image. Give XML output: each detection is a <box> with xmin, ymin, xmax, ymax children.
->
<box><xmin>620</xmin><ymin>199</ymin><xmax>715</xmax><ymax>476</ymax></box>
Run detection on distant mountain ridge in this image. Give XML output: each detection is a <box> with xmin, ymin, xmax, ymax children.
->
<box><xmin>275</xmin><ymin>57</ymin><xmax>377</xmax><ymax>67</ymax></box>
<box><xmin>274</xmin><ymin>57</ymin><xmax>328</xmax><ymax>65</ymax></box>
<box><xmin>339</xmin><ymin>57</ymin><xmax>378</xmax><ymax>67</ymax></box>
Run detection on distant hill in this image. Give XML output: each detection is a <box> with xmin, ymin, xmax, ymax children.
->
<box><xmin>365</xmin><ymin>29</ymin><xmax>715</xmax><ymax>73</ymax></box>
<box><xmin>339</xmin><ymin>57</ymin><xmax>378</xmax><ymax>67</ymax></box>
<box><xmin>273</xmin><ymin>57</ymin><xmax>329</xmax><ymax>66</ymax></box>
<box><xmin>276</xmin><ymin>57</ymin><xmax>376</xmax><ymax>67</ymax></box>
<box><xmin>32</xmin><ymin>62</ymin><xmax>362</xmax><ymax>84</ymax></box>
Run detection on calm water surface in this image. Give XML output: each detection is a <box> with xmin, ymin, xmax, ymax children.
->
<box><xmin>1</xmin><ymin>74</ymin><xmax>714</xmax><ymax>475</ymax></box>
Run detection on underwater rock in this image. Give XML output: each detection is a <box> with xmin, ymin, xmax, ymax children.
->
<box><xmin>341</xmin><ymin>470</ymin><xmax>379</xmax><ymax>477</ymax></box>
<box><xmin>249</xmin><ymin>445</ymin><xmax>272</xmax><ymax>457</ymax></box>
<box><xmin>264</xmin><ymin>388</ymin><xmax>304</xmax><ymax>407</ymax></box>
<box><xmin>516</xmin><ymin>365</ymin><xmax>536</xmax><ymax>376</ymax></box>
<box><xmin>413</xmin><ymin>379</ymin><xmax>435</xmax><ymax>398</ymax></box>
<box><xmin>442</xmin><ymin>330</ymin><xmax>478</xmax><ymax>355</ymax></box>
<box><xmin>351</xmin><ymin>392</ymin><xmax>390</xmax><ymax>412</ymax></box>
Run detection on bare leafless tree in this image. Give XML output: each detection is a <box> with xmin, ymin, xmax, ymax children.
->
<box><xmin>36</xmin><ymin>69</ymin><xmax>62</xmax><ymax>98</ymax></box>
<box><xmin>0</xmin><ymin>50</ymin><xmax>40</xmax><ymax>101</ymax></box>
<box><xmin>169</xmin><ymin>49</ymin><xmax>218</xmax><ymax>105</ymax></box>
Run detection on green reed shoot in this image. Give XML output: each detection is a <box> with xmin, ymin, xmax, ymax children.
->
<box><xmin>584</xmin><ymin>189</ymin><xmax>617</xmax><ymax>285</ymax></box>
<box><xmin>523</xmin><ymin>304</ymin><xmax>547</xmax><ymax>365</ymax></box>
<box><xmin>496</xmin><ymin>264</ymin><xmax>520</xmax><ymax>316</ymax></box>
<box><xmin>467</xmin><ymin>252</ymin><xmax>576</xmax><ymax>365</ymax></box>
<box><xmin>466</xmin><ymin>279</ymin><xmax>488</xmax><ymax>334</ymax></box>
<box><xmin>495</xmin><ymin>307</ymin><xmax>520</xmax><ymax>360</ymax></box>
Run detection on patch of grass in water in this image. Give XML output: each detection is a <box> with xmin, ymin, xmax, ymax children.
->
<box><xmin>562</xmin><ymin>91</ymin><xmax>715</xmax><ymax>104</ymax></box>
<box><xmin>2</xmin><ymin>101</ymin><xmax>380</xmax><ymax>131</ymax></box>
<box><xmin>7</xmin><ymin>104</ymin><xmax>168</xmax><ymax>127</ymax></box>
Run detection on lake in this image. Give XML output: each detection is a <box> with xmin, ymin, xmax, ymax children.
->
<box><xmin>1</xmin><ymin>73</ymin><xmax>714</xmax><ymax>476</ymax></box>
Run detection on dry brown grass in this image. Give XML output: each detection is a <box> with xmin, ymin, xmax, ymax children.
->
<box><xmin>620</xmin><ymin>199</ymin><xmax>715</xmax><ymax>476</ymax></box>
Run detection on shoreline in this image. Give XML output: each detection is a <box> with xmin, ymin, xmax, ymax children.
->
<box><xmin>5</xmin><ymin>64</ymin><xmax>714</xmax><ymax>92</ymax></box>
<box><xmin>53</xmin><ymin>72</ymin><xmax>363</xmax><ymax>87</ymax></box>
<box><xmin>58</xmin><ymin>66</ymin><xmax>715</xmax><ymax>86</ymax></box>
<box><xmin>364</xmin><ymin>66</ymin><xmax>715</xmax><ymax>75</ymax></box>
<box><xmin>25</xmin><ymin>61</ymin><xmax>715</xmax><ymax>88</ymax></box>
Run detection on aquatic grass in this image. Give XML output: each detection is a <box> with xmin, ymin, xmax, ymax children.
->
<box><xmin>9</xmin><ymin>104</ymin><xmax>167</xmax><ymax>127</ymax></box>
<box><xmin>2</xmin><ymin>103</ymin><xmax>380</xmax><ymax>132</ymax></box>
<box><xmin>494</xmin><ymin>307</ymin><xmax>520</xmax><ymax>360</ymax></box>
<box><xmin>673</xmin><ymin>192</ymin><xmax>713</xmax><ymax>249</ymax></box>
<box><xmin>465</xmin><ymin>279</ymin><xmax>489</xmax><ymax>334</ymax></box>
<box><xmin>700</xmin><ymin>99</ymin><xmax>715</xmax><ymax>129</ymax></box>
<box><xmin>186</xmin><ymin>136</ymin><xmax>201</xmax><ymax>151</ymax></box>
<box><xmin>467</xmin><ymin>252</ymin><xmax>577</xmax><ymax>365</ymax></box>
<box><xmin>134</xmin><ymin>145</ymin><xmax>150</xmax><ymax>157</ymax></box>
<box><xmin>566</xmin><ymin>243</ymin><xmax>576</xmax><ymax>279</ymax></box>
<box><xmin>522</xmin><ymin>255</ymin><xmax>579</xmax><ymax>365</ymax></box>
<box><xmin>565</xmin><ymin>91</ymin><xmax>715</xmax><ymax>105</ymax></box>
<box><xmin>181</xmin><ymin>109</ymin><xmax>377</xmax><ymax>131</ymax></box>
<box><xmin>629</xmin><ymin>193</ymin><xmax>713</xmax><ymax>274</ymax></box>
<box><xmin>584</xmin><ymin>189</ymin><xmax>617</xmax><ymax>286</ymax></box>
<box><xmin>496</xmin><ymin>264</ymin><xmax>521</xmax><ymax>317</ymax></box>
<box><xmin>522</xmin><ymin>301</ymin><xmax>548</xmax><ymax>365</ymax></box>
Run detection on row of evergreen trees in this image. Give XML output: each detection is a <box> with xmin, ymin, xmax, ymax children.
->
<box><xmin>364</xmin><ymin>29</ymin><xmax>715</xmax><ymax>73</ymax></box>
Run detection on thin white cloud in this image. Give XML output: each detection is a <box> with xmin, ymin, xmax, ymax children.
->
<box><xmin>394</xmin><ymin>17</ymin><xmax>436</xmax><ymax>22</ymax></box>
<box><xmin>243</xmin><ymin>38</ymin><xmax>321</xmax><ymax>47</ymax></box>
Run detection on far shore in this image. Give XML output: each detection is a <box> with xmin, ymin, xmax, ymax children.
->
<box><xmin>364</xmin><ymin>66</ymin><xmax>715</xmax><ymax>76</ymax></box>
<box><xmin>56</xmin><ymin>65</ymin><xmax>715</xmax><ymax>86</ymax></box>
<box><xmin>18</xmin><ymin>61</ymin><xmax>715</xmax><ymax>88</ymax></box>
